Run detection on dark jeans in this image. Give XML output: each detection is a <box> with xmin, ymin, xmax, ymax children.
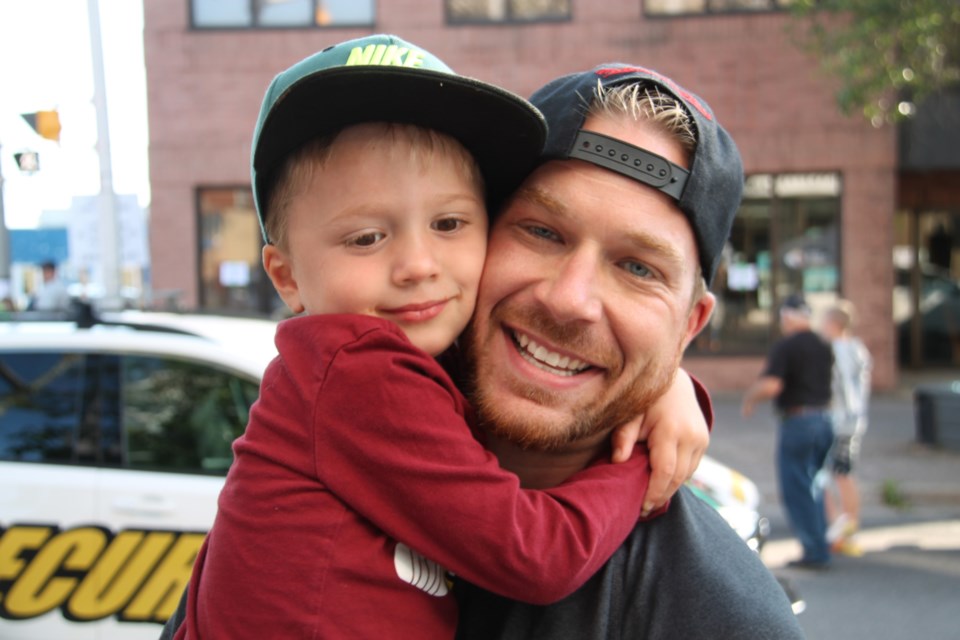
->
<box><xmin>777</xmin><ymin>412</ymin><xmax>834</xmax><ymax>563</ymax></box>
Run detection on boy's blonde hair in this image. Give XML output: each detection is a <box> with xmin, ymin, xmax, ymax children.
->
<box><xmin>265</xmin><ymin>122</ymin><xmax>486</xmax><ymax>249</ymax></box>
<box><xmin>826</xmin><ymin>299</ymin><xmax>857</xmax><ymax>332</ymax></box>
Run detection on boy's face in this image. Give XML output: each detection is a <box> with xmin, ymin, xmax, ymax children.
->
<box><xmin>263</xmin><ymin>123</ymin><xmax>488</xmax><ymax>357</ymax></box>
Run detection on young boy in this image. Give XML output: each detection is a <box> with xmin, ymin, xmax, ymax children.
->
<box><xmin>174</xmin><ymin>35</ymin><xmax>710</xmax><ymax>639</ymax></box>
<box><xmin>822</xmin><ymin>300</ymin><xmax>872</xmax><ymax>555</ymax></box>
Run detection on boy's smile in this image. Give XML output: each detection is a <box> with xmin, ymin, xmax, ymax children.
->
<box><xmin>262</xmin><ymin>122</ymin><xmax>488</xmax><ymax>357</ymax></box>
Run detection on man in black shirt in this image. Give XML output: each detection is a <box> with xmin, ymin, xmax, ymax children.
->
<box><xmin>743</xmin><ymin>293</ymin><xmax>835</xmax><ymax>568</ymax></box>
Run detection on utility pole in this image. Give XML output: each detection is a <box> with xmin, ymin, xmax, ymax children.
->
<box><xmin>88</xmin><ymin>0</ymin><xmax>121</xmax><ymax>305</ymax></box>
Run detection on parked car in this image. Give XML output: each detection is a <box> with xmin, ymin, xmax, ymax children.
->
<box><xmin>0</xmin><ymin>306</ymin><xmax>773</xmax><ymax>639</ymax></box>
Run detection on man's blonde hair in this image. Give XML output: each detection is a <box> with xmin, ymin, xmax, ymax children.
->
<box><xmin>264</xmin><ymin>123</ymin><xmax>485</xmax><ymax>249</ymax></box>
<box><xmin>588</xmin><ymin>82</ymin><xmax>697</xmax><ymax>158</ymax></box>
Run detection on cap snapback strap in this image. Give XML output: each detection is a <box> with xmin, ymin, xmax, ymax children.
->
<box><xmin>568</xmin><ymin>130</ymin><xmax>688</xmax><ymax>201</ymax></box>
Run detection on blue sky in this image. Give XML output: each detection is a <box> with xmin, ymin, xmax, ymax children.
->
<box><xmin>0</xmin><ymin>0</ymin><xmax>148</xmax><ymax>228</ymax></box>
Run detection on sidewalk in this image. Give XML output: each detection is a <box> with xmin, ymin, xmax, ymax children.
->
<box><xmin>707</xmin><ymin>372</ymin><xmax>960</xmax><ymax>529</ymax></box>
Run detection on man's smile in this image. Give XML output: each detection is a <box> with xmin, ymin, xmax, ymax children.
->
<box><xmin>510</xmin><ymin>329</ymin><xmax>593</xmax><ymax>377</ymax></box>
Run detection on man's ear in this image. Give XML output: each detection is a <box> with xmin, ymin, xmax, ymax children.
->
<box><xmin>682</xmin><ymin>291</ymin><xmax>716</xmax><ymax>350</ymax></box>
<box><xmin>262</xmin><ymin>244</ymin><xmax>305</xmax><ymax>314</ymax></box>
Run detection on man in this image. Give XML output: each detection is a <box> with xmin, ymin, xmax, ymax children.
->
<box><xmin>743</xmin><ymin>293</ymin><xmax>834</xmax><ymax>569</ymax></box>
<box><xmin>453</xmin><ymin>65</ymin><xmax>803</xmax><ymax>639</ymax></box>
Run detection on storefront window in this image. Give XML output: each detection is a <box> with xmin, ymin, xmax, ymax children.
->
<box><xmin>893</xmin><ymin>209</ymin><xmax>960</xmax><ymax>366</ymax></box>
<box><xmin>645</xmin><ymin>0</ymin><xmax>792</xmax><ymax>16</ymax></box>
<box><xmin>690</xmin><ymin>172</ymin><xmax>842</xmax><ymax>355</ymax></box>
<box><xmin>447</xmin><ymin>0</ymin><xmax>570</xmax><ymax>23</ymax></box>
<box><xmin>197</xmin><ymin>188</ymin><xmax>278</xmax><ymax>315</ymax></box>
<box><xmin>191</xmin><ymin>0</ymin><xmax>374</xmax><ymax>28</ymax></box>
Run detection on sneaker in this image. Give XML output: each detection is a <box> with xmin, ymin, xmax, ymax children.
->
<box><xmin>833</xmin><ymin>538</ymin><xmax>864</xmax><ymax>557</ymax></box>
<box><xmin>826</xmin><ymin>513</ymin><xmax>850</xmax><ymax>543</ymax></box>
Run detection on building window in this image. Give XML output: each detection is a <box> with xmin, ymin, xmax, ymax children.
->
<box><xmin>197</xmin><ymin>187</ymin><xmax>278</xmax><ymax>315</ymax></box>
<box><xmin>645</xmin><ymin>0</ymin><xmax>792</xmax><ymax>17</ymax></box>
<box><xmin>893</xmin><ymin>209</ymin><xmax>960</xmax><ymax>367</ymax></box>
<box><xmin>689</xmin><ymin>172</ymin><xmax>841</xmax><ymax>355</ymax></box>
<box><xmin>447</xmin><ymin>0</ymin><xmax>570</xmax><ymax>23</ymax></box>
<box><xmin>191</xmin><ymin>0</ymin><xmax>375</xmax><ymax>29</ymax></box>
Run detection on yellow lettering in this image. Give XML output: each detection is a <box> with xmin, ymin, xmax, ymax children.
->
<box><xmin>345</xmin><ymin>44</ymin><xmax>376</xmax><ymax>65</ymax></box>
<box><xmin>370</xmin><ymin>44</ymin><xmax>387</xmax><ymax>65</ymax></box>
<box><xmin>344</xmin><ymin>44</ymin><xmax>426</xmax><ymax>68</ymax></box>
<box><xmin>380</xmin><ymin>45</ymin><xmax>408</xmax><ymax>66</ymax></box>
<box><xmin>0</xmin><ymin>526</ymin><xmax>56</xmax><ymax>618</ymax></box>
<box><xmin>123</xmin><ymin>532</ymin><xmax>206</xmax><ymax>622</ymax></box>
<box><xmin>0</xmin><ymin>526</ymin><xmax>54</xmax><ymax>584</ymax></box>
<box><xmin>5</xmin><ymin>527</ymin><xmax>106</xmax><ymax>618</ymax></box>
<box><xmin>403</xmin><ymin>50</ymin><xmax>425</xmax><ymax>68</ymax></box>
<box><xmin>68</xmin><ymin>530</ymin><xmax>176</xmax><ymax>621</ymax></box>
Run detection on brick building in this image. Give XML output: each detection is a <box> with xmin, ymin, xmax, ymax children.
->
<box><xmin>142</xmin><ymin>1</ymin><xmax>960</xmax><ymax>391</ymax></box>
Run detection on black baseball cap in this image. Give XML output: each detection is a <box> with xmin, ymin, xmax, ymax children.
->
<box><xmin>780</xmin><ymin>293</ymin><xmax>812</xmax><ymax>316</ymax></box>
<box><xmin>529</xmin><ymin>64</ymin><xmax>744</xmax><ymax>285</ymax></box>
<box><xmin>251</xmin><ymin>34</ymin><xmax>547</xmax><ymax>243</ymax></box>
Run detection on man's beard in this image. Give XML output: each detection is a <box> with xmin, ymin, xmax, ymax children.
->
<box><xmin>461</xmin><ymin>305</ymin><xmax>684</xmax><ymax>452</ymax></box>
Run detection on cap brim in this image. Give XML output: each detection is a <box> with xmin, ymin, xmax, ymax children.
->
<box><xmin>254</xmin><ymin>66</ymin><xmax>545</xmax><ymax>218</ymax></box>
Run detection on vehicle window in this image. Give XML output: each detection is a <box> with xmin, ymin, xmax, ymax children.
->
<box><xmin>0</xmin><ymin>352</ymin><xmax>121</xmax><ymax>464</ymax></box>
<box><xmin>0</xmin><ymin>350</ymin><xmax>258</xmax><ymax>474</ymax></box>
<box><xmin>122</xmin><ymin>355</ymin><xmax>259</xmax><ymax>474</ymax></box>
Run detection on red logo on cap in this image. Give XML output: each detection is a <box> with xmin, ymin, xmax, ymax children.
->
<box><xmin>596</xmin><ymin>66</ymin><xmax>713</xmax><ymax>122</ymax></box>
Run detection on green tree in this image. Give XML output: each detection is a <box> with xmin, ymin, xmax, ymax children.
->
<box><xmin>790</xmin><ymin>0</ymin><xmax>960</xmax><ymax>126</ymax></box>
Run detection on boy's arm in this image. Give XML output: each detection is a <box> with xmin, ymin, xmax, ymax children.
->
<box><xmin>610</xmin><ymin>369</ymin><xmax>712</xmax><ymax>515</ymax></box>
<box><xmin>311</xmin><ymin>318</ymin><xmax>650</xmax><ymax>605</ymax></box>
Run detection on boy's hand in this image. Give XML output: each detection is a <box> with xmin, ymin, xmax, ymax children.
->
<box><xmin>610</xmin><ymin>370</ymin><xmax>710</xmax><ymax>517</ymax></box>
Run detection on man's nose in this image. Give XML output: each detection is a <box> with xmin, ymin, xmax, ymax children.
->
<box><xmin>391</xmin><ymin>234</ymin><xmax>440</xmax><ymax>285</ymax></box>
<box><xmin>533</xmin><ymin>247</ymin><xmax>603</xmax><ymax>324</ymax></box>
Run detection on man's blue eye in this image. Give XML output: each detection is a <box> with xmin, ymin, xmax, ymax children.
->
<box><xmin>623</xmin><ymin>261</ymin><xmax>652</xmax><ymax>278</ymax></box>
<box><xmin>528</xmin><ymin>226</ymin><xmax>558</xmax><ymax>241</ymax></box>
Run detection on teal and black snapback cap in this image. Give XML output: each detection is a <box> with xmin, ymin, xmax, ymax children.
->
<box><xmin>252</xmin><ymin>34</ymin><xmax>547</xmax><ymax>243</ymax></box>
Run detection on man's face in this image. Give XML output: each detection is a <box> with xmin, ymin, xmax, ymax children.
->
<box><xmin>463</xmin><ymin>114</ymin><xmax>714</xmax><ymax>451</ymax></box>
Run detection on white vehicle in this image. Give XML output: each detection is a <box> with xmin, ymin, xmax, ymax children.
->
<box><xmin>0</xmin><ymin>306</ymin><xmax>770</xmax><ymax>639</ymax></box>
<box><xmin>0</xmin><ymin>308</ymin><xmax>277</xmax><ymax>640</ymax></box>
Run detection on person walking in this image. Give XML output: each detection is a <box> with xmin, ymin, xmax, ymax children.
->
<box><xmin>743</xmin><ymin>293</ymin><xmax>835</xmax><ymax>569</ymax></box>
<box><xmin>822</xmin><ymin>300</ymin><xmax>872</xmax><ymax>555</ymax></box>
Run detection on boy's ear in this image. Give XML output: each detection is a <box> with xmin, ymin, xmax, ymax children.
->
<box><xmin>262</xmin><ymin>244</ymin><xmax>305</xmax><ymax>314</ymax></box>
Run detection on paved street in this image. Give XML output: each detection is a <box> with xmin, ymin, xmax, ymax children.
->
<box><xmin>707</xmin><ymin>378</ymin><xmax>960</xmax><ymax>639</ymax></box>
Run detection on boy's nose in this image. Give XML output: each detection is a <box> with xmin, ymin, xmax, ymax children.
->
<box><xmin>392</xmin><ymin>236</ymin><xmax>440</xmax><ymax>285</ymax></box>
